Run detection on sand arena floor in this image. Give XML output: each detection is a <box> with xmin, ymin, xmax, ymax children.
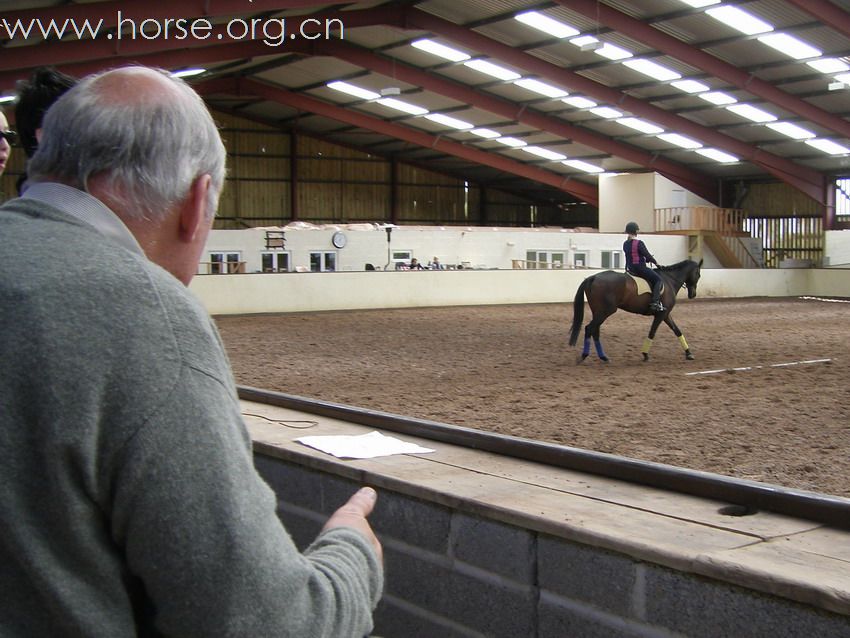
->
<box><xmin>217</xmin><ymin>297</ymin><xmax>850</xmax><ymax>499</ymax></box>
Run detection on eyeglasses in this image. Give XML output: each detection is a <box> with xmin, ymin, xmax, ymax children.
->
<box><xmin>0</xmin><ymin>130</ymin><xmax>17</xmax><ymax>145</ymax></box>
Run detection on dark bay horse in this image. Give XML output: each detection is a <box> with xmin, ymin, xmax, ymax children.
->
<box><xmin>569</xmin><ymin>259</ymin><xmax>703</xmax><ymax>362</ymax></box>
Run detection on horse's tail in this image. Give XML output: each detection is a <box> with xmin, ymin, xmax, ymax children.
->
<box><xmin>568</xmin><ymin>276</ymin><xmax>592</xmax><ymax>346</ymax></box>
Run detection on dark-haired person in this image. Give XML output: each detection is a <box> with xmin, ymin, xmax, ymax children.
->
<box><xmin>0</xmin><ymin>66</ymin><xmax>382</xmax><ymax>637</ymax></box>
<box><xmin>624</xmin><ymin>221</ymin><xmax>665</xmax><ymax>313</ymax></box>
<box><xmin>14</xmin><ymin>66</ymin><xmax>76</xmax><ymax>193</ymax></box>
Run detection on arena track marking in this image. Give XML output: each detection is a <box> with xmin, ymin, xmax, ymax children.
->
<box><xmin>686</xmin><ymin>358</ymin><xmax>833</xmax><ymax>376</ymax></box>
<box><xmin>799</xmin><ymin>296</ymin><xmax>850</xmax><ymax>303</ymax></box>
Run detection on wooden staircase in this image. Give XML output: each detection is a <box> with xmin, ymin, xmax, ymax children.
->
<box><xmin>655</xmin><ymin>207</ymin><xmax>762</xmax><ymax>268</ymax></box>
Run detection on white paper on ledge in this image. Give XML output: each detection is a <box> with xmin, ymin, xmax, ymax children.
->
<box><xmin>295</xmin><ymin>431</ymin><xmax>436</xmax><ymax>459</ymax></box>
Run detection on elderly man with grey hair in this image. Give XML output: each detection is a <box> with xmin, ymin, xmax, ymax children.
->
<box><xmin>0</xmin><ymin>66</ymin><xmax>383</xmax><ymax>637</ymax></box>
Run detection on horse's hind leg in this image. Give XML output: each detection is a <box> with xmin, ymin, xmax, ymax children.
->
<box><xmin>581</xmin><ymin>311</ymin><xmax>613</xmax><ymax>363</ymax></box>
<box><xmin>641</xmin><ymin>316</ymin><xmax>665</xmax><ymax>362</ymax></box>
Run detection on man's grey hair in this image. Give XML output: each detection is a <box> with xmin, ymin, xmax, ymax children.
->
<box><xmin>28</xmin><ymin>66</ymin><xmax>226</xmax><ymax>220</ymax></box>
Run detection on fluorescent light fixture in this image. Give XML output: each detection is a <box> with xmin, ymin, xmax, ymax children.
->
<box><xmin>622</xmin><ymin>59</ymin><xmax>681</xmax><ymax>81</ymax></box>
<box><xmin>562</xmin><ymin>96</ymin><xmax>597</xmax><ymax>109</ymax></box>
<box><xmin>595</xmin><ymin>43</ymin><xmax>633</xmax><ymax>60</ymax></box>
<box><xmin>758</xmin><ymin>33</ymin><xmax>821</xmax><ymax>60</ymax></box>
<box><xmin>834</xmin><ymin>73</ymin><xmax>850</xmax><ymax>84</ymax></box>
<box><xmin>726</xmin><ymin>103</ymin><xmax>777</xmax><ymax>122</ymax></box>
<box><xmin>678</xmin><ymin>0</ymin><xmax>720</xmax><ymax>6</ymax></box>
<box><xmin>657</xmin><ymin>133</ymin><xmax>703</xmax><ymax>149</ymax></box>
<box><xmin>699</xmin><ymin>91</ymin><xmax>737</xmax><ymax>105</ymax></box>
<box><xmin>616</xmin><ymin>117</ymin><xmax>664</xmax><ymax>134</ymax></box>
<box><xmin>375</xmin><ymin>98</ymin><xmax>428</xmax><ymax>116</ymax></box>
<box><xmin>424</xmin><ymin>113</ymin><xmax>473</xmax><ymax>129</ymax></box>
<box><xmin>569</xmin><ymin>35</ymin><xmax>599</xmax><ymax>48</ymax></box>
<box><xmin>411</xmin><ymin>39</ymin><xmax>470</xmax><ymax>62</ymax></box>
<box><xmin>765</xmin><ymin>121</ymin><xmax>815</xmax><ymax>139</ymax></box>
<box><xmin>171</xmin><ymin>68</ymin><xmax>205</xmax><ymax>78</ymax></box>
<box><xmin>0</xmin><ymin>95</ymin><xmax>15</xmax><ymax>104</ymax></box>
<box><xmin>463</xmin><ymin>59</ymin><xmax>521</xmax><ymax>81</ymax></box>
<box><xmin>513</xmin><ymin>78</ymin><xmax>568</xmax><ymax>98</ymax></box>
<box><xmin>695</xmin><ymin>148</ymin><xmax>739</xmax><ymax>163</ymax></box>
<box><xmin>706</xmin><ymin>6</ymin><xmax>773</xmax><ymax>35</ymax></box>
<box><xmin>515</xmin><ymin>11</ymin><xmax>579</xmax><ymax>38</ymax></box>
<box><xmin>671</xmin><ymin>79</ymin><xmax>710</xmax><ymax>93</ymax></box>
<box><xmin>470</xmin><ymin>128</ymin><xmax>500</xmax><ymax>138</ymax></box>
<box><xmin>522</xmin><ymin>146</ymin><xmax>567</xmax><ymax>161</ymax></box>
<box><xmin>589</xmin><ymin>106</ymin><xmax>623</xmax><ymax>118</ymax></box>
<box><xmin>562</xmin><ymin>159</ymin><xmax>604</xmax><ymax>173</ymax></box>
<box><xmin>805</xmin><ymin>138</ymin><xmax>850</xmax><ymax>155</ymax></box>
<box><xmin>807</xmin><ymin>58</ymin><xmax>850</xmax><ymax>74</ymax></box>
<box><xmin>327</xmin><ymin>81</ymin><xmax>380</xmax><ymax>100</ymax></box>
<box><xmin>496</xmin><ymin>137</ymin><xmax>527</xmax><ymax>147</ymax></box>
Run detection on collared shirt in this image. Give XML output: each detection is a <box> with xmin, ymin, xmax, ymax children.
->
<box><xmin>22</xmin><ymin>182</ymin><xmax>144</xmax><ymax>257</ymax></box>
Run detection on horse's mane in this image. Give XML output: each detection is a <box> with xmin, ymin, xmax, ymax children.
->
<box><xmin>657</xmin><ymin>259</ymin><xmax>695</xmax><ymax>272</ymax></box>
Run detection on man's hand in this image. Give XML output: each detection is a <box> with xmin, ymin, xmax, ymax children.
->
<box><xmin>323</xmin><ymin>487</ymin><xmax>383</xmax><ymax>563</ymax></box>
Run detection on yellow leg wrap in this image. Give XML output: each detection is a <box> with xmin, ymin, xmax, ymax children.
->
<box><xmin>678</xmin><ymin>335</ymin><xmax>689</xmax><ymax>351</ymax></box>
<box><xmin>641</xmin><ymin>337</ymin><xmax>653</xmax><ymax>354</ymax></box>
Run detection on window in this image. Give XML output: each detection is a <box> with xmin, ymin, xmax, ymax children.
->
<box><xmin>309</xmin><ymin>251</ymin><xmax>337</xmax><ymax>272</ymax></box>
<box><xmin>526</xmin><ymin>250</ymin><xmax>566</xmax><ymax>269</ymax></box>
<box><xmin>208</xmin><ymin>252</ymin><xmax>241</xmax><ymax>274</ymax></box>
<box><xmin>391</xmin><ymin>250</ymin><xmax>412</xmax><ymax>269</ymax></box>
<box><xmin>837</xmin><ymin>177</ymin><xmax>850</xmax><ymax>220</ymax></box>
<box><xmin>601</xmin><ymin>251</ymin><xmax>622</xmax><ymax>269</ymax></box>
<box><xmin>261</xmin><ymin>252</ymin><xmax>290</xmax><ymax>273</ymax></box>
<box><xmin>573</xmin><ymin>252</ymin><xmax>589</xmax><ymax>268</ymax></box>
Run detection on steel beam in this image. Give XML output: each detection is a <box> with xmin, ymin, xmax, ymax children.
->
<box><xmin>317</xmin><ymin>40</ymin><xmax>718</xmax><ymax>202</ymax></box>
<box><xmin>555</xmin><ymin>0</ymin><xmax>850</xmax><ymax>141</ymax></box>
<box><xmin>783</xmin><ymin>0</ymin><xmax>850</xmax><ymax>41</ymax></box>
<box><xmin>401</xmin><ymin>7</ymin><xmax>828</xmax><ymax>204</ymax></box>
<box><xmin>197</xmin><ymin>77</ymin><xmax>600</xmax><ymax>205</ymax></box>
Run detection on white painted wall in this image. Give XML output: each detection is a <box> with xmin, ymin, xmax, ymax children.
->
<box><xmin>203</xmin><ymin>224</ymin><xmax>692</xmax><ymax>274</ymax></box>
<box><xmin>189</xmin><ymin>267</ymin><xmax>849</xmax><ymax>316</ymax></box>
<box><xmin>824</xmin><ymin>230</ymin><xmax>850</xmax><ymax>267</ymax></box>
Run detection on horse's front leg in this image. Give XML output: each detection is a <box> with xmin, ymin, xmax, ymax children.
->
<box><xmin>641</xmin><ymin>315</ymin><xmax>665</xmax><ymax>362</ymax></box>
<box><xmin>664</xmin><ymin>316</ymin><xmax>694</xmax><ymax>360</ymax></box>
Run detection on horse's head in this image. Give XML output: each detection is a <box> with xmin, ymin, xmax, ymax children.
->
<box><xmin>685</xmin><ymin>259</ymin><xmax>703</xmax><ymax>298</ymax></box>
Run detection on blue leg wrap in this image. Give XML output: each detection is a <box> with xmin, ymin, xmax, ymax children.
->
<box><xmin>582</xmin><ymin>337</ymin><xmax>591</xmax><ymax>356</ymax></box>
<box><xmin>594</xmin><ymin>339</ymin><xmax>607</xmax><ymax>360</ymax></box>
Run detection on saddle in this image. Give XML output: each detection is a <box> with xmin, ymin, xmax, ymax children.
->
<box><xmin>625</xmin><ymin>272</ymin><xmax>663</xmax><ymax>296</ymax></box>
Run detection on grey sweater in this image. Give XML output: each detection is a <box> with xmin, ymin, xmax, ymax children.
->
<box><xmin>0</xmin><ymin>197</ymin><xmax>382</xmax><ymax>636</ymax></box>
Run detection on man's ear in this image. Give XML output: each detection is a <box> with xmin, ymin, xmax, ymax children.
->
<box><xmin>178</xmin><ymin>174</ymin><xmax>212</xmax><ymax>243</ymax></box>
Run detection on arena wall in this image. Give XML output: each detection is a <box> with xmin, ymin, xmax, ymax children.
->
<box><xmin>189</xmin><ymin>268</ymin><xmax>849</xmax><ymax>316</ymax></box>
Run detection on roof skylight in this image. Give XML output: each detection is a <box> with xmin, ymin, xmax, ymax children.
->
<box><xmin>696</xmin><ymin>148</ymin><xmax>739</xmax><ymax>163</ymax></box>
<box><xmin>411</xmin><ymin>39</ymin><xmax>469</xmax><ymax>62</ymax></box>
<box><xmin>562</xmin><ymin>96</ymin><xmax>597</xmax><ymax>109</ymax></box>
<box><xmin>765</xmin><ymin>122</ymin><xmax>816</xmax><ymax>140</ymax></box>
<box><xmin>595</xmin><ymin>43</ymin><xmax>633</xmax><ymax>60</ymax></box>
<box><xmin>705</xmin><ymin>6</ymin><xmax>773</xmax><ymax>35</ymax></box>
<box><xmin>513</xmin><ymin>78</ymin><xmax>568</xmax><ymax>98</ymax></box>
<box><xmin>496</xmin><ymin>137</ymin><xmax>527</xmax><ymax>147</ymax></box>
<box><xmin>589</xmin><ymin>106</ymin><xmax>623</xmax><ymax>118</ymax></box>
<box><xmin>657</xmin><ymin>133</ymin><xmax>703</xmax><ymax>149</ymax></box>
<box><xmin>514</xmin><ymin>11</ymin><xmax>580</xmax><ymax>39</ymax></box>
<box><xmin>805</xmin><ymin>139</ymin><xmax>850</xmax><ymax>155</ymax></box>
<box><xmin>562</xmin><ymin>159</ymin><xmax>604</xmax><ymax>173</ymax></box>
<box><xmin>617</xmin><ymin>117</ymin><xmax>664</xmax><ymax>134</ymax></box>
<box><xmin>726</xmin><ymin>103</ymin><xmax>777</xmax><ymax>122</ymax></box>
<box><xmin>757</xmin><ymin>33</ymin><xmax>821</xmax><ymax>60</ymax></box>
<box><xmin>463</xmin><ymin>59</ymin><xmax>521</xmax><ymax>81</ymax></box>
<box><xmin>470</xmin><ymin>128</ymin><xmax>501</xmax><ymax>139</ymax></box>
<box><xmin>522</xmin><ymin>146</ymin><xmax>567</xmax><ymax>161</ymax></box>
<box><xmin>327</xmin><ymin>81</ymin><xmax>380</xmax><ymax>101</ymax></box>
<box><xmin>678</xmin><ymin>0</ymin><xmax>720</xmax><ymax>7</ymax></box>
<box><xmin>699</xmin><ymin>91</ymin><xmax>737</xmax><ymax>105</ymax></box>
<box><xmin>622</xmin><ymin>59</ymin><xmax>681</xmax><ymax>81</ymax></box>
<box><xmin>807</xmin><ymin>58</ymin><xmax>850</xmax><ymax>74</ymax></box>
<box><xmin>424</xmin><ymin>113</ymin><xmax>473</xmax><ymax>129</ymax></box>
<box><xmin>375</xmin><ymin>98</ymin><xmax>428</xmax><ymax>116</ymax></box>
<box><xmin>671</xmin><ymin>79</ymin><xmax>710</xmax><ymax>93</ymax></box>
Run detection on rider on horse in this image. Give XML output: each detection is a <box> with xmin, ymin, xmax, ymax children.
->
<box><xmin>623</xmin><ymin>221</ymin><xmax>665</xmax><ymax>313</ymax></box>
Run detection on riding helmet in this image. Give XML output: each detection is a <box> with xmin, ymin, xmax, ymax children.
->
<box><xmin>625</xmin><ymin>221</ymin><xmax>640</xmax><ymax>234</ymax></box>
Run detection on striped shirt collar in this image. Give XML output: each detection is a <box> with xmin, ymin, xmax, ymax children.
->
<box><xmin>22</xmin><ymin>182</ymin><xmax>145</xmax><ymax>256</ymax></box>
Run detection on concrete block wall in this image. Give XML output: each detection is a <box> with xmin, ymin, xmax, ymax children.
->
<box><xmin>253</xmin><ymin>454</ymin><xmax>850</xmax><ymax>638</ymax></box>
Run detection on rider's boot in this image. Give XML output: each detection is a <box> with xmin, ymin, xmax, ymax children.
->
<box><xmin>649</xmin><ymin>281</ymin><xmax>665</xmax><ymax>313</ymax></box>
